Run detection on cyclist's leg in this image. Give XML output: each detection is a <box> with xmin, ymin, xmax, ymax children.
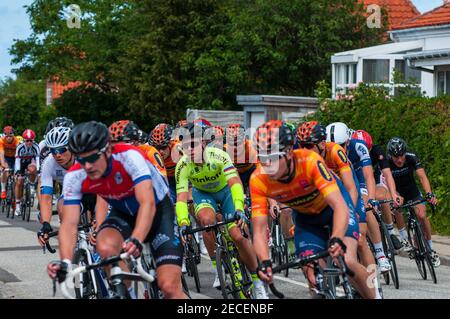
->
<box><xmin>149</xmin><ymin>195</ymin><xmax>186</xmax><ymax>299</ymax></box>
<box><xmin>352</xmin><ymin>186</ymin><xmax>375</xmax><ymax>267</ymax></box>
<box><xmin>15</xmin><ymin>162</ymin><xmax>27</xmax><ymax>212</ymax></box>
<box><xmin>27</xmin><ymin>162</ymin><xmax>38</xmax><ymax>184</ymax></box>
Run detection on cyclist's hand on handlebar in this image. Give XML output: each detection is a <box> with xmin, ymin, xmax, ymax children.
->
<box><xmin>47</xmin><ymin>259</ymin><xmax>71</xmax><ymax>282</ymax></box>
<box><xmin>426</xmin><ymin>192</ymin><xmax>438</xmax><ymax>206</ymax></box>
<box><xmin>235</xmin><ymin>210</ymin><xmax>248</xmax><ymax>228</ymax></box>
<box><xmin>257</xmin><ymin>260</ymin><xmax>273</xmax><ymax>284</ymax></box>
<box><xmin>37</xmin><ymin>222</ymin><xmax>53</xmax><ymax>247</ymax></box>
<box><xmin>391</xmin><ymin>193</ymin><xmax>403</xmax><ymax>207</ymax></box>
<box><xmin>179</xmin><ymin>223</ymin><xmax>190</xmax><ymax>245</ymax></box>
<box><xmin>123</xmin><ymin>236</ymin><xmax>144</xmax><ymax>258</ymax></box>
<box><xmin>328</xmin><ymin>237</ymin><xmax>346</xmax><ymax>258</ymax></box>
<box><xmin>367</xmin><ymin>199</ymin><xmax>379</xmax><ymax>209</ymax></box>
<box><xmin>268</xmin><ymin>199</ymin><xmax>280</xmax><ymax>220</ymax></box>
<box><xmin>88</xmin><ymin>229</ymin><xmax>98</xmax><ymax>246</ymax></box>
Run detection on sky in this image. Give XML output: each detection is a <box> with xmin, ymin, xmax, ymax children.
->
<box><xmin>0</xmin><ymin>0</ymin><xmax>446</xmax><ymax>80</ymax></box>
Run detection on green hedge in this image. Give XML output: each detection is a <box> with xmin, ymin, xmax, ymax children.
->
<box><xmin>309</xmin><ymin>82</ymin><xmax>450</xmax><ymax>235</ymax></box>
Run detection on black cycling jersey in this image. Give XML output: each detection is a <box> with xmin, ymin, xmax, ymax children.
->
<box><xmin>388</xmin><ymin>151</ymin><xmax>422</xmax><ymax>199</ymax></box>
<box><xmin>370</xmin><ymin>144</ymin><xmax>390</xmax><ymax>182</ymax></box>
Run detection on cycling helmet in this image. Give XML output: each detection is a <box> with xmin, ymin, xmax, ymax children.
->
<box><xmin>176</xmin><ymin>119</ymin><xmax>188</xmax><ymax>128</ymax></box>
<box><xmin>387</xmin><ymin>137</ymin><xmax>407</xmax><ymax>157</ymax></box>
<box><xmin>23</xmin><ymin>129</ymin><xmax>36</xmax><ymax>140</ymax></box>
<box><xmin>178</xmin><ymin>122</ymin><xmax>208</xmax><ymax>142</ymax></box>
<box><xmin>54</xmin><ymin>117</ymin><xmax>74</xmax><ymax>129</ymax></box>
<box><xmin>3</xmin><ymin>126</ymin><xmax>14</xmax><ymax>135</ymax></box>
<box><xmin>137</xmin><ymin>129</ymin><xmax>148</xmax><ymax>144</ymax></box>
<box><xmin>253</xmin><ymin>120</ymin><xmax>295</xmax><ymax>153</ymax></box>
<box><xmin>352</xmin><ymin>130</ymin><xmax>373</xmax><ymax>150</ymax></box>
<box><xmin>193</xmin><ymin>118</ymin><xmax>212</xmax><ymax>128</ymax></box>
<box><xmin>45</xmin><ymin>119</ymin><xmax>57</xmax><ymax>135</ymax></box>
<box><xmin>297</xmin><ymin>121</ymin><xmax>326</xmax><ymax>144</ymax></box>
<box><xmin>45</xmin><ymin>127</ymin><xmax>71</xmax><ymax>148</ymax></box>
<box><xmin>123</xmin><ymin>122</ymin><xmax>140</xmax><ymax>142</ymax></box>
<box><xmin>207</xmin><ymin>125</ymin><xmax>224</xmax><ymax>142</ymax></box>
<box><xmin>326</xmin><ymin>122</ymin><xmax>350</xmax><ymax>145</ymax></box>
<box><xmin>69</xmin><ymin>121</ymin><xmax>110</xmax><ymax>154</ymax></box>
<box><xmin>149</xmin><ymin>123</ymin><xmax>174</xmax><ymax>148</ymax></box>
<box><xmin>109</xmin><ymin>120</ymin><xmax>132</xmax><ymax>142</ymax></box>
<box><xmin>226</xmin><ymin>124</ymin><xmax>246</xmax><ymax>144</ymax></box>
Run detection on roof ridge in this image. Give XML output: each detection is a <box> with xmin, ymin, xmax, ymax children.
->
<box><xmin>392</xmin><ymin>2</ymin><xmax>450</xmax><ymax>30</ymax></box>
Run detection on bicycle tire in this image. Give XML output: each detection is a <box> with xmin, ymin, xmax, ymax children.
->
<box><xmin>381</xmin><ymin>223</ymin><xmax>399</xmax><ymax>289</ymax></box>
<box><xmin>216</xmin><ymin>246</ymin><xmax>240</xmax><ymax>299</ymax></box>
<box><xmin>413</xmin><ymin>217</ymin><xmax>437</xmax><ymax>284</ymax></box>
<box><xmin>72</xmin><ymin>249</ymin><xmax>104</xmax><ymax>299</ymax></box>
<box><xmin>407</xmin><ymin>221</ymin><xmax>427</xmax><ymax>280</ymax></box>
<box><xmin>187</xmin><ymin>237</ymin><xmax>201</xmax><ymax>293</ymax></box>
<box><xmin>181</xmin><ymin>273</ymin><xmax>191</xmax><ymax>298</ymax></box>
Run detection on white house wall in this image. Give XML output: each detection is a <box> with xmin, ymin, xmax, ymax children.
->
<box><xmin>421</xmin><ymin>72</ymin><xmax>435</xmax><ymax>97</ymax></box>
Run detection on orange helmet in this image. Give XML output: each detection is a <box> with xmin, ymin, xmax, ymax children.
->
<box><xmin>226</xmin><ymin>124</ymin><xmax>245</xmax><ymax>145</ymax></box>
<box><xmin>296</xmin><ymin>121</ymin><xmax>326</xmax><ymax>145</ymax></box>
<box><xmin>253</xmin><ymin>120</ymin><xmax>294</xmax><ymax>153</ymax></box>
<box><xmin>149</xmin><ymin>123</ymin><xmax>173</xmax><ymax>148</ymax></box>
<box><xmin>3</xmin><ymin>126</ymin><xmax>14</xmax><ymax>135</ymax></box>
<box><xmin>212</xmin><ymin>126</ymin><xmax>224</xmax><ymax>140</ymax></box>
<box><xmin>109</xmin><ymin>120</ymin><xmax>131</xmax><ymax>142</ymax></box>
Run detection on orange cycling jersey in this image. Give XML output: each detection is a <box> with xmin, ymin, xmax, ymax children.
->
<box><xmin>224</xmin><ymin>139</ymin><xmax>257</xmax><ymax>175</ymax></box>
<box><xmin>137</xmin><ymin>144</ymin><xmax>167</xmax><ymax>177</ymax></box>
<box><xmin>0</xmin><ymin>136</ymin><xmax>19</xmax><ymax>158</ymax></box>
<box><xmin>250</xmin><ymin>149</ymin><xmax>339</xmax><ymax>218</ymax></box>
<box><xmin>322</xmin><ymin>142</ymin><xmax>352</xmax><ymax>176</ymax></box>
<box><xmin>164</xmin><ymin>140</ymin><xmax>183</xmax><ymax>178</ymax></box>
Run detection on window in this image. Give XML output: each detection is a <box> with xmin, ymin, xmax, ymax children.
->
<box><xmin>46</xmin><ymin>87</ymin><xmax>53</xmax><ymax>106</ymax></box>
<box><xmin>394</xmin><ymin>60</ymin><xmax>421</xmax><ymax>83</ymax></box>
<box><xmin>363</xmin><ymin>59</ymin><xmax>389</xmax><ymax>83</ymax></box>
<box><xmin>335</xmin><ymin>63</ymin><xmax>357</xmax><ymax>96</ymax></box>
<box><xmin>437</xmin><ymin>71</ymin><xmax>450</xmax><ymax>96</ymax></box>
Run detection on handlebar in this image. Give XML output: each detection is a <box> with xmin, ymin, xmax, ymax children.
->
<box><xmin>43</xmin><ymin>223</ymin><xmax>93</xmax><ymax>254</ymax></box>
<box><xmin>183</xmin><ymin>215</ymin><xmax>240</xmax><ymax>236</ymax></box>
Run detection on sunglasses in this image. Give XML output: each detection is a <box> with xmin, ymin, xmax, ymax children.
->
<box><xmin>300</xmin><ymin>144</ymin><xmax>316</xmax><ymax>150</ymax></box>
<box><xmin>25</xmin><ymin>139</ymin><xmax>34</xmax><ymax>143</ymax></box>
<box><xmin>182</xmin><ymin>140</ymin><xmax>202</xmax><ymax>150</ymax></box>
<box><xmin>258</xmin><ymin>152</ymin><xmax>286</xmax><ymax>164</ymax></box>
<box><xmin>5</xmin><ymin>134</ymin><xmax>14</xmax><ymax>137</ymax></box>
<box><xmin>50</xmin><ymin>147</ymin><xmax>69</xmax><ymax>155</ymax></box>
<box><xmin>76</xmin><ymin>151</ymin><xmax>104</xmax><ymax>165</ymax></box>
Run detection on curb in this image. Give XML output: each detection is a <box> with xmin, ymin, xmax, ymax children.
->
<box><xmin>397</xmin><ymin>250</ymin><xmax>450</xmax><ymax>267</ymax></box>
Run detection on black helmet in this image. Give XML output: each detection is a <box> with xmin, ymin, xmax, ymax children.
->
<box><xmin>387</xmin><ymin>137</ymin><xmax>407</xmax><ymax>157</ymax></box>
<box><xmin>123</xmin><ymin>122</ymin><xmax>140</xmax><ymax>142</ymax></box>
<box><xmin>149</xmin><ymin>123</ymin><xmax>174</xmax><ymax>148</ymax></box>
<box><xmin>178</xmin><ymin>122</ymin><xmax>208</xmax><ymax>142</ymax></box>
<box><xmin>69</xmin><ymin>121</ymin><xmax>110</xmax><ymax>154</ymax></box>
<box><xmin>54</xmin><ymin>117</ymin><xmax>75</xmax><ymax>129</ymax></box>
<box><xmin>45</xmin><ymin>119</ymin><xmax>57</xmax><ymax>135</ymax></box>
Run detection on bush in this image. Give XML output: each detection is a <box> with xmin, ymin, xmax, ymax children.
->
<box><xmin>311</xmin><ymin>82</ymin><xmax>450</xmax><ymax>235</ymax></box>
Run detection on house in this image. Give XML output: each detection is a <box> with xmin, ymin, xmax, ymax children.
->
<box><xmin>46</xmin><ymin>79</ymin><xmax>81</xmax><ymax>105</ymax></box>
<box><xmin>331</xmin><ymin>1</ymin><xmax>450</xmax><ymax>98</ymax></box>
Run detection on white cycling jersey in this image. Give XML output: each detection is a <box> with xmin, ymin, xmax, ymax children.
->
<box><xmin>40</xmin><ymin>154</ymin><xmax>68</xmax><ymax>196</ymax></box>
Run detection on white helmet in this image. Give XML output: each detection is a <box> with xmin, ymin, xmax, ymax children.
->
<box><xmin>45</xmin><ymin>126</ymin><xmax>71</xmax><ymax>148</ymax></box>
<box><xmin>326</xmin><ymin>122</ymin><xmax>350</xmax><ymax>144</ymax></box>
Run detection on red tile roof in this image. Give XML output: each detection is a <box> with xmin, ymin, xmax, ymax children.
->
<box><xmin>392</xmin><ymin>2</ymin><xmax>450</xmax><ymax>30</ymax></box>
<box><xmin>48</xmin><ymin>81</ymin><xmax>81</xmax><ymax>100</ymax></box>
<box><xmin>359</xmin><ymin>0</ymin><xmax>421</xmax><ymax>29</ymax></box>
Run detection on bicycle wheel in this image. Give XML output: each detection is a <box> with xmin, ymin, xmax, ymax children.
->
<box><xmin>216</xmin><ymin>246</ymin><xmax>240</xmax><ymax>299</ymax></box>
<box><xmin>181</xmin><ymin>273</ymin><xmax>191</xmax><ymax>298</ymax></box>
<box><xmin>407</xmin><ymin>222</ymin><xmax>427</xmax><ymax>280</ymax></box>
<box><xmin>72</xmin><ymin>249</ymin><xmax>104</xmax><ymax>299</ymax></box>
<box><xmin>186</xmin><ymin>238</ymin><xmax>201</xmax><ymax>293</ymax></box>
<box><xmin>381</xmin><ymin>223</ymin><xmax>399</xmax><ymax>289</ymax></box>
<box><xmin>414</xmin><ymin>220</ymin><xmax>437</xmax><ymax>284</ymax></box>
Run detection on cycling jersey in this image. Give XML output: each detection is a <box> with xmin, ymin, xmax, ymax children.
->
<box><xmin>370</xmin><ymin>144</ymin><xmax>390</xmax><ymax>184</ymax></box>
<box><xmin>388</xmin><ymin>152</ymin><xmax>422</xmax><ymax>200</ymax></box>
<box><xmin>137</xmin><ymin>144</ymin><xmax>167</xmax><ymax>177</ymax></box>
<box><xmin>63</xmin><ymin>144</ymin><xmax>169</xmax><ymax>216</ymax></box>
<box><xmin>0</xmin><ymin>136</ymin><xmax>19</xmax><ymax>158</ymax></box>
<box><xmin>224</xmin><ymin>140</ymin><xmax>257</xmax><ymax>175</ymax></box>
<box><xmin>38</xmin><ymin>140</ymin><xmax>51</xmax><ymax>164</ymax></box>
<box><xmin>250</xmin><ymin>149</ymin><xmax>339</xmax><ymax>217</ymax></box>
<box><xmin>164</xmin><ymin>140</ymin><xmax>183</xmax><ymax>180</ymax></box>
<box><xmin>40</xmin><ymin>155</ymin><xmax>68</xmax><ymax>195</ymax></box>
<box><xmin>15</xmin><ymin>142</ymin><xmax>40</xmax><ymax>172</ymax></box>
<box><xmin>175</xmin><ymin>147</ymin><xmax>239</xmax><ymax>194</ymax></box>
<box><xmin>346</xmin><ymin>138</ymin><xmax>372</xmax><ymax>191</ymax></box>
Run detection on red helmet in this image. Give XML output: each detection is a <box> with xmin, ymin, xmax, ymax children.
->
<box><xmin>3</xmin><ymin>126</ymin><xmax>14</xmax><ymax>135</ymax></box>
<box><xmin>176</xmin><ymin>119</ymin><xmax>188</xmax><ymax>128</ymax></box>
<box><xmin>352</xmin><ymin>130</ymin><xmax>373</xmax><ymax>150</ymax></box>
<box><xmin>22</xmin><ymin>129</ymin><xmax>36</xmax><ymax>140</ymax></box>
<box><xmin>193</xmin><ymin>118</ymin><xmax>212</xmax><ymax>127</ymax></box>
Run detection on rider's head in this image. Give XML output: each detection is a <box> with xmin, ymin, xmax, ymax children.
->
<box><xmin>178</xmin><ymin>123</ymin><xmax>208</xmax><ymax>163</ymax></box>
<box><xmin>22</xmin><ymin>129</ymin><xmax>36</xmax><ymax>145</ymax></box>
<box><xmin>352</xmin><ymin>130</ymin><xmax>373</xmax><ymax>151</ymax></box>
<box><xmin>225</xmin><ymin>124</ymin><xmax>245</xmax><ymax>148</ymax></box>
<box><xmin>68</xmin><ymin>121</ymin><xmax>111</xmax><ymax>180</ymax></box>
<box><xmin>387</xmin><ymin>137</ymin><xmax>407</xmax><ymax>167</ymax></box>
<box><xmin>253</xmin><ymin>120</ymin><xmax>295</xmax><ymax>179</ymax></box>
<box><xmin>46</xmin><ymin>127</ymin><xmax>73</xmax><ymax>166</ymax></box>
<box><xmin>3</xmin><ymin>126</ymin><xmax>14</xmax><ymax>141</ymax></box>
<box><xmin>149</xmin><ymin>123</ymin><xmax>174</xmax><ymax>159</ymax></box>
<box><xmin>296</xmin><ymin>121</ymin><xmax>327</xmax><ymax>155</ymax></box>
<box><xmin>326</xmin><ymin>122</ymin><xmax>350</xmax><ymax>149</ymax></box>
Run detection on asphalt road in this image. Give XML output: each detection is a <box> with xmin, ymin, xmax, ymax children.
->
<box><xmin>1</xmin><ymin>208</ymin><xmax>449</xmax><ymax>299</ymax></box>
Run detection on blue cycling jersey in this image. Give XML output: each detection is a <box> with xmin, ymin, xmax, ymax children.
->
<box><xmin>347</xmin><ymin>138</ymin><xmax>372</xmax><ymax>187</ymax></box>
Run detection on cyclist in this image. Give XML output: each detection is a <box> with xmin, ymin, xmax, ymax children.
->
<box><xmin>149</xmin><ymin>123</ymin><xmax>183</xmax><ymax>203</ymax></box>
<box><xmin>251</xmin><ymin>120</ymin><xmax>377</xmax><ymax>299</ymax></box>
<box><xmin>326</xmin><ymin>122</ymin><xmax>391</xmax><ymax>273</ymax></box>
<box><xmin>207</xmin><ymin>125</ymin><xmax>225</xmax><ymax>149</ymax></box>
<box><xmin>0</xmin><ymin>126</ymin><xmax>20</xmax><ymax>199</ymax></box>
<box><xmin>47</xmin><ymin>121</ymin><xmax>186</xmax><ymax>298</ymax></box>
<box><xmin>352</xmin><ymin>130</ymin><xmax>403</xmax><ymax>250</ymax></box>
<box><xmin>39</xmin><ymin>117</ymin><xmax>75</xmax><ymax>164</ymax></box>
<box><xmin>386</xmin><ymin>137</ymin><xmax>440</xmax><ymax>267</ymax></box>
<box><xmin>109</xmin><ymin>120</ymin><xmax>166</xmax><ymax>177</ymax></box>
<box><xmin>175</xmin><ymin>122</ymin><xmax>268</xmax><ymax>298</ymax></box>
<box><xmin>14</xmin><ymin>129</ymin><xmax>40</xmax><ymax>216</ymax></box>
<box><xmin>37</xmin><ymin>126</ymin><xmax>97</xmax><ymax>246</ymax></box>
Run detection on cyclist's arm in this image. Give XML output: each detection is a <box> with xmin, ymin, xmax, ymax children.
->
<box><xmin>59</xmin><ymin>204</ymin><xmax>81</xmax><ymax>260</ymax></box>
<box><xmin>250</xmin><ymin>176</ymin><xmax>270</xmax><ymax>261</ymax></box>
<box><xmin>39</xmin><ymin>158</ymin><xmax>53</xmax><ymax>223</ymax></box>
<box><xmin>340</xmin><ymin>169</ymin><xmax>358</xmax><ymax>207</ymax></box>
<box><xmin>94</xmin><ymin>195</ymin><xmax>109</xmax><ymax>229</ymax></box>
<box><xmin>325</xmin><ymin>190</ymin><xmax>349</xmax><ymax>240</ymax></box>
<box><xmin>0</xmin><ymin>147</ymin><xmax>7</xmax><ymax>168</ymax></box>
<box><xmin>252</xmin><ymin>215</ymin><xmax>270</xmax><ymax>261</ymax></box>
<box><xmin>175</xmin><ymin>158</ymin><xmax>190</xmax><ymax>226</ymax></box>
<box><xmin>14</xmin><ymin>157</ymin><xmax>20</xmax><ymax>173</ymax></box>
<box><xmin>381</xmin><ymin>167</ymin><xmax>398</xmax><ymax>198</ymax></box>
<box><xmin>132</xmin><ymin>179</ymin><xmax>156</xmax><ymax>243</ymax></box>
<box><xmin>362</xmin><ymin>165</ymin><xmax>376</xmax><ymax>199</ymax></box>
<box><xmin>226</xmin><ymin>175</ymin><xmax>245</xmax><ymax>212</ymax></box>
<box><xmin>416</xmin><ymin>168</ymin><xmax>433</xmax><ymax>194</ymax></box>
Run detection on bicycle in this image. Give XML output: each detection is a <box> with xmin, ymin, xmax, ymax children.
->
<box><xmin>181</xmin><ymin>227</ymin><xmax>201</xmax><ymax>293</ymax></box>
<box><xmin>1</xmin><ymin>168</ymin><xmax>14</xmax><ymax>216</ymax></box>
<box><xmin>366</xmin><ymin>200</ymin><xmax>400</xmax><ymax>290</ymax></box>
<box><xmin>391</xmin><ymin>198</ymin><xmax>437</xmax><ymax>284</ymax></box>
<box><xmin>58</xmin><ymin>253</ymin><xmax>154</xmax><ymax>299</ymax></box>
<box><xmin>184</xmin><ymin>215</ymin><xmax>254</xmax><ymax>299</ymax></box>
<box><xmin>21</xmin><ymin>172</ymin><xmax>35</xmax><ymax>222</ymax></box>
<box><xmin>271</xmin><ymin>250</ymin><xmax>356</xmax><ymax>299</ymax></box>
<box><xmin>270</xmin><ymin>206</ymin><xmax>291</xmax><ymax>278</ymax></box>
